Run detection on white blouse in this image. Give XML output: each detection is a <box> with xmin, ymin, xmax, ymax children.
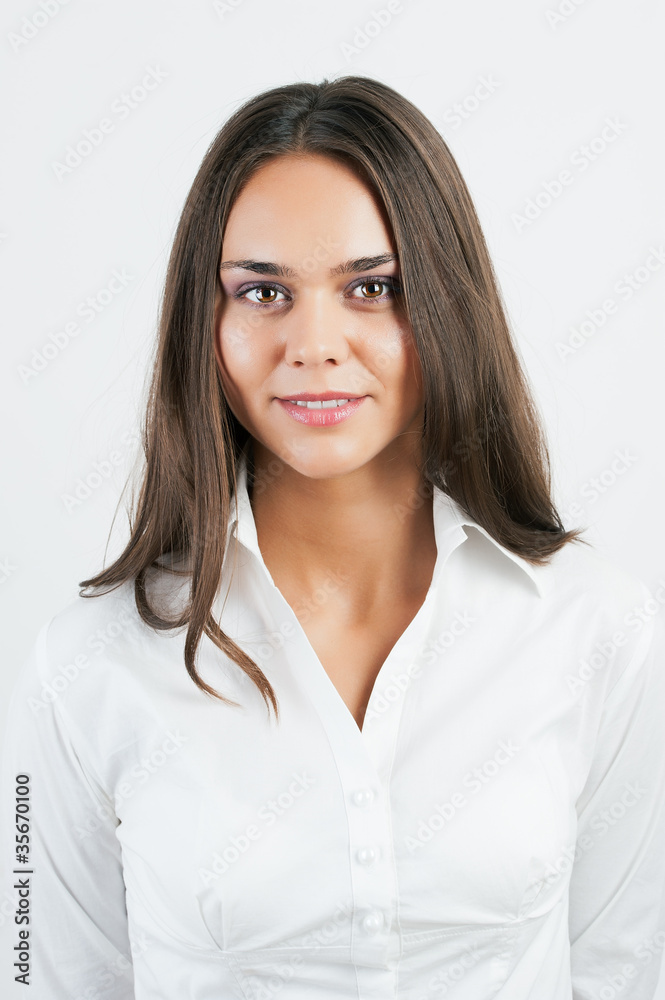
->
<box><xmin>2</xmin><ymin>446</ymin><xmax>665</xmax><ymax>999</ymax></box>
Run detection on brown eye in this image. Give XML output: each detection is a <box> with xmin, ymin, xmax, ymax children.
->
<box><xmin>350</xmin><ymin>278</ymin><xmax>400</xmax><ymax>301</ymax></box>
<box><xmin>237</xmin><ymin>284</ymin><xmax>287</xmax><ymax>307</ymax></box>
<box><xmin>254</xmin><ymin>287</ymin><xmax>278</xmax><ymax>304</ymax></box>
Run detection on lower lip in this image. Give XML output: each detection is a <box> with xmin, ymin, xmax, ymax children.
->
<box><xmin>276</xmin><ymin>397</ymin><xmax>367</xmax><ymax>426</ymax></box>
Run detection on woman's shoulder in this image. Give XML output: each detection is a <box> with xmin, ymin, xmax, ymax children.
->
<box><xmin>41</xmin><ymin>578</ymin><xmax>148</xmax><ymax>660</ymax></box>
<box><xmin>43</xmin><ymin>564</ymin><xmax>191</xmax><ymax>653</ymax></box>
<box><xmin>542</xmin><ymin>535</ymin><xmax>658</xmax><ymax>638</ymax></box>
<box><xmin>16</xmin><ymin>569</ymin><xmax>192</xmax><ymax>718</ymax></box>
<box><xmin>547</xmin><ymin>536</ymin><xmax>650</xmax><ymax>597</ymax></box>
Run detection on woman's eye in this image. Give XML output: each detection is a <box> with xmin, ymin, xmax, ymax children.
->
<box><xmin>351</xmin><ymin>279</ymin><xmax>399</xmax><ymax>300</ymax></box>
<box><xmin>240</xmin><ymin>285</ymin><xmax>286</xmax><ymax>306</ymax></box>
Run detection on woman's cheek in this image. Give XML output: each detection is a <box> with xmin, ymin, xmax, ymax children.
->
<box><xmin>220</xmin><ymin>321</ymin><xmax>258</xmax><ymax>370</ymax></box>
<box><xmin>363</xmin><ymin>318</ymin><xmax>414</xmax><ymax>375</ymax></box>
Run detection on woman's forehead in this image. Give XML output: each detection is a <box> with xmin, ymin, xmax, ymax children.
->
<box><xmin>221</xmin><ymin>155</ymin><xmax>395</xmax><ymax>264</ymax></box>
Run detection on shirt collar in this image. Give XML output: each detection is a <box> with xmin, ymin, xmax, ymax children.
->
<box><xmin>227</xmin><ymin>442</ymin><xmax>551</xmax><ymax>599</ymax></box>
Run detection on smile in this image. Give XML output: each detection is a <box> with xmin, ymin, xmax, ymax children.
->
<box><xmin>276</xmin><ymin>397</ymin><xmax>367</xmax><ymax>426</ymax></box>
<box><xmin>286</xmin><ymin>398</ymin><xmax>353</xmax><ymax>409</ymax></box>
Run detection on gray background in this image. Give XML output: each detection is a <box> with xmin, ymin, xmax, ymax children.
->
<box><xmin>1</xmin><ymin>0</ymin><xmax>664</xmax><ymax>994</ymax></box>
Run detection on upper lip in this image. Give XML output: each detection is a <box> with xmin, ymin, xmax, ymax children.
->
<box><xmin>278</xmin><ymin>392</ymin><xmax>365</xmax><ymax>401</ymax></box>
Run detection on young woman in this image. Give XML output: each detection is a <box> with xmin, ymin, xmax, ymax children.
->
<box><xmin>3</xmin><ymin>75</ymin><xmax>664</xmax><ymax>999</ymax></box>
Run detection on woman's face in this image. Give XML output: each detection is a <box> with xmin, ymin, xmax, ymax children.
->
<box><xmin>214</xmin><ymin>152</ymin><xmax>424</xmax><ymax>481</ymax></box>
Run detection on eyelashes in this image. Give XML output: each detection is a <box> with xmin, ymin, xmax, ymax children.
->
<box><xmin>232</xmin><ymin>276</ymin><xmax>402</xmax><ymax>309</ymax></box>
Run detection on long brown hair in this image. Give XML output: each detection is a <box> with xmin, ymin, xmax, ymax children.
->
<box><xmin>80</xmin><ymin>75</ymin><xmax>585</xmax><ymax>723</ymax></box>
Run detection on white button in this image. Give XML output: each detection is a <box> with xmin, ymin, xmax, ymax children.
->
<box><xmin>361</xmin><ymin>910</ymin><xmax>384</xmax><ymax>934</ymax></box>
<box><xmin>351</xmin><ymin>788</ymin><xmax>374</xmax><ymax>807</ymax></box>
<box><xmin>356</xmin><ymin>847</ymin><xmax>376</xmax><ymax>866</ymax></box>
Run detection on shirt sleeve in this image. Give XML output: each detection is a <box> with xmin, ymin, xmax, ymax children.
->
<box><xmin>568</xmin><ymin>600</ymin><xmax>665</xmax><ymax>998</ymax></box>
<box><xmin>0</xmin><ymin>618</ymin><xmax>135</xmax><ymax>999</ymax></box>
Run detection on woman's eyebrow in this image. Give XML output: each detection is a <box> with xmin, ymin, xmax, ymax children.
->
<box><xmin>219</xmin><ymin>252</ymin><xmax>399</xmax><ymax>279</ymax></box>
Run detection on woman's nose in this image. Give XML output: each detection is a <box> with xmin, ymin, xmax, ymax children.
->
<box><xmin>282</xmin><ymin>288</ymin><xmax>352</xmax><ymax>367</ymax></box>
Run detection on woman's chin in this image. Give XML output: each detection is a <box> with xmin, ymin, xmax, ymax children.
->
<box><xmin>255</xmin><ymin>441</ymin><xmax>383</xmax><ymax>483</ymax></box>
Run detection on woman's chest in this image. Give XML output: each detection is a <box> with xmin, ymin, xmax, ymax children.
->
<box><xmin>297</xmin><ymin>598</ymin><xmax>428</xmax><ymax>731</ymax></box>
<box><xmin>110</xmin><ymin>651</ymin><xmax>583</xmax><ymax>959</ymax></box>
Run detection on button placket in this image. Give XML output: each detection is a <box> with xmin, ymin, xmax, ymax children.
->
<box><xmin>346</xmin><ymin>784</ymin><xmax>397</xmax><ymax>972</ymax></box>
<box><xmin>361</xmin><ymin>583</ymin><xmax>442</xmax><ymax>786</ymax></box>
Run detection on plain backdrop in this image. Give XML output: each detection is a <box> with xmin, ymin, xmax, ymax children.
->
<box><xmin>1</xmin><ymin>0</ymin><xmax>664</xmax><ymax>994</ymax></box>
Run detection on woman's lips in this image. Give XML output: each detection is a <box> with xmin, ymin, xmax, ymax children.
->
<box><xmin>276</xmin><ymin>396</ymin><xmax>368</xmax><ymax>426</ymax></box>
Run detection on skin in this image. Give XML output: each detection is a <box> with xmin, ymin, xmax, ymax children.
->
<box><xmin>213</xmin><ymin>152</ymin><xmax>437</xmax><ymax>722</ymax></box>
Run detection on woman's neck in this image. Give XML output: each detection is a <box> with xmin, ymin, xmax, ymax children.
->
<box><xmin>247</xmin><ymin>439</ymin><xmax>437</xmax><ymax>625</ymax></box>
